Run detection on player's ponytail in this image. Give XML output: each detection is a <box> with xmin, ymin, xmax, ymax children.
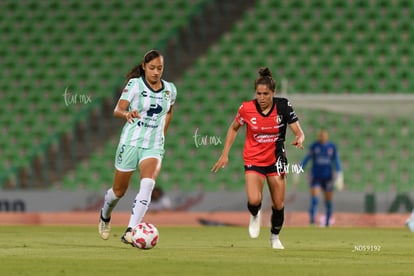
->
<box><xmin>125</xmin><ymin>50</ymin><xmax>163</xmax><ymax>81</ymax></box>
<box><xmin>126</xmin><ymin>64</ymin><xmax>144</xmax><ymax>80</ymax></box>
<box><xmin>255</xmin><ymin>67</ymin><xmax>276</xmax><ymax>92</ymax></box>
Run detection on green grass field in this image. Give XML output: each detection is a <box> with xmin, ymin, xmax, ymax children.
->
<box><xmin>0</xmin><ymin>226</ymin><xmax>413</xmax><ymax>276</ymax></box>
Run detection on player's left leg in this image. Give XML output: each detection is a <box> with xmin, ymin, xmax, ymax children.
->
<box><xmin>309</xmin><ymin>180</ymin><xmax>321</xmax><ymax>225</ymax></box>
<box><xmin>323</xmin><ymin>179</ymin><xmax>334</xmax><ymax>227</ymax></box>
<box><xmin>324</xmin><ymin>191</ymin><xmax>333</xmax><ymax>226</ymax></box>
<box><xmin>267</xmin><ymin>175</ymin><xmax>286</xmax><ymax>249</ymax></box>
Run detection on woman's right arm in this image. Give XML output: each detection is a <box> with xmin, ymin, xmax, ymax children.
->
<box><xmin>114</xmin><ymin>99</ymin><xmax>139</xmax><ymax>124</ymax></box>
<box><xmin>211</xmin><ymin>120</ymin><xmax>241</xmax><ymax>173</ymax></box>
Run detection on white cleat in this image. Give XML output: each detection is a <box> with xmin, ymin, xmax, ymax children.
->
<box><xmin>270</xmin><ymin>234</ymin><xmax>285</xmax><ymax>249</ymax></box>
<box><xmin>121</xmin><ymin>228</ymin><xmax>134</xmax><ymax>246</ymax></box>
<box><xmin>98</xmin><ymin>217</ymin><xmax>111</xmax><ymax>240</ymax></box>
<box><xmin>248</xmin><ymin>210</ymin><xmax>261</xmax><ymax>238</ymax></box>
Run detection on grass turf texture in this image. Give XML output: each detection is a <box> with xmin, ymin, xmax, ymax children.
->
<box><xmin>0</xmin><ymin>226</ymin><xmax>413</xmax><ymax>276</ymax></box>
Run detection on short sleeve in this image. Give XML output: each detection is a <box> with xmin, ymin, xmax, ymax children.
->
<box><xmin>169</xmin><ymin>82</ymin><xmax>177</xmax><ymax>105</ymax></box>
<box><xmin>285</xmin><ymin>99</ymin><xmax>299</xmax><ymax>124</ymax></box>
<box><xmin>235</xmin><ymin>104</ymin><xmax>245</xmax><ymax>125</ymax></box>
<box><xmin>120</xmin><ymin>78</ymin><xmax>139</xmax><ymax>102</ymax></box>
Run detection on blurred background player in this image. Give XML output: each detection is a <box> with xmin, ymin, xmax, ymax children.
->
<box><xmin>405</xmin><ymin>208</ymin><xmax>414</xmax><ymax>232</ymax></box>
<box><xmin>300</xmin><ymin>129</ymin><xmax>342</xmax><ymax>227</ymax></box>
<box><xmin>148</xmin><ymin>186</ymin><xmax>172</xmax><ymax>212</ymax></box>
<box><xmin>212</xmin><ymin>67</ymin><xmax>305</xmax><ymax>249</ymax></box>
<box><xmin>98</xmin><ymin>50</ymin><xmax>177</xmax><ymax>244</ymax></box>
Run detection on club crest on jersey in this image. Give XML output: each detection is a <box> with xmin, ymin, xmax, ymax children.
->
<box><xmin>164</xmin><ymin>90</ymin><xmax>171</xmax><ymax>101</ymax></box>
<box><xmin>276</xmin><ymin>115</ymin><xmax>283</xmax><ymax>124</ymax></box>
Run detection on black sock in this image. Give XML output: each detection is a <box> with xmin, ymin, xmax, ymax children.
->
<box><xmin>271</xmin><ymin>206</ymin><xmax>284</xmax><ymax>235</ymax></box>
<box><xmin>247</xmin><ymin>202</ymin><xmax>262</xmax><ymax>216</ymax></box>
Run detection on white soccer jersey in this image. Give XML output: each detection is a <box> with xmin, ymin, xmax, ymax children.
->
<box><xmin>118</xmin><ymin>77</ymin><xmax>177</xmax><ymax>149</ymax></box>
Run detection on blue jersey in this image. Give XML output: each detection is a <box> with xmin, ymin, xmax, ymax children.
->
<box><xmin>300</xmin><ymin>141</ymin><xmax>341</xmax><ymax>180</ymax></box>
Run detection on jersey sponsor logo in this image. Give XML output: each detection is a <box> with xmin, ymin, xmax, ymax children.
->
<box><xmin>147</xmin><ymin>104</ymin><xmax>163</xmax><ymax>117</ymax></box>
<box><xmin>250</xmin><ymin>117</ymin><xmax>257</xmax><ymax>124</ymax></box>
<box><xmin>136</xmin><ymin>104</ymin><xmax>163</xmax><ymax>128</ymax></box>
<box><xmin>137</xmin><ymin>120</ymin><xmax>159</xmax><ymax>129</ymax></box>
<box><xmin>253</xmin><ymin>133</ymin><xmax>279</xmax><ymax>143</ymax></box>
<box><xmin>141</xmin><ymin>90</ymin><xmax>164</xmax><ymax>100</ymax></box>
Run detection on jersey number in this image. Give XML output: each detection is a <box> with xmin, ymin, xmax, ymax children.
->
<box><xmin>117</xmin><ymin>144</ymin><xmax>126</xmax><ymax>164</ymax></box>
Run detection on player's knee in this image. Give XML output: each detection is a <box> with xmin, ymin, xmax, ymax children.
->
<box><xmin>274</xmin><ymin>201</ymin><xmax>284</xmax><ymax>210</ymax></box>
<box><xmin>248</xmin><ymin>196</ymin><xmax>262</xmax><ymax>206</ymax></box>
<box><xmin>324</xmin><ymin>191</ymin><xmax>333</xmax><ymax>201</ymax></box>
<box><xmin>112</xmin><ymin>186</ymin><xmax>127</xmax><ymax>198</ymax></box>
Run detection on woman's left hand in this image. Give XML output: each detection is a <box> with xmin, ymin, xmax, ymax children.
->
<box><xmin>291</xmin><ymin>136</ymin><xmax>304</xmax><ymax>149</ymax></box>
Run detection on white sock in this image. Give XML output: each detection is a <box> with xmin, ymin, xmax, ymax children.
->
<box><xmin>101</xmin><ymin>188</ymin><xmax>120</xmax><ymax>220</ymax></box>
<box><xmin>128</xmin><ymin>178</ymin><xmax>155</xmax><ymax>228</ymax></box>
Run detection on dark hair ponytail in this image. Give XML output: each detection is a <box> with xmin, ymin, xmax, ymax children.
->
<box><xmin>125</xmin><ymin>64</ymin><xmax>144</xmax><ymax>80</ymax></box>
<box><xmin>125</xmin><ymin>49</ymin><xmax>163</xmax><ymax>81</ymax></box>
<box><xmin>255</xmin><ymin>67</ymin><xmax>276</xmax><ymax>92</ymax></box>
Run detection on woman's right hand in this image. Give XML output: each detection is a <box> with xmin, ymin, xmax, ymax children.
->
<box><xmin>211</xmin><ymin>155</ymin><xmax>229</xmax><ymax>173</ymax></box>
<box><xmin>126</xmin><ymin>110</ymin><xmax>140</xmax><ymax>124</ymax></box>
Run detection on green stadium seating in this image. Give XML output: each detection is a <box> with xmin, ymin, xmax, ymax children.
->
<box><xmin>0</xmin><ymin>0</ymin><xmax>206</xmax><ymax>188</ymax></box>
<box><xmin>2</xmin><ymin>0</ymin><xmax>413</xmax><ymax>194</ymax></box>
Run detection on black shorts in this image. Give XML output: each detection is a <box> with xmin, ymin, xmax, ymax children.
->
<box><xmin>244</xmin><ymin>149</ymin><xmax>288</xmax><ymax>177</ymax></box>
<box><xmin>310</xmin><ymin>177</ymin><xmax>334</xmax><ymax>192</ymax></box>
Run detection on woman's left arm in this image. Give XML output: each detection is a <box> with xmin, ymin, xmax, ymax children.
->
<box><xmin>164</xmin><ymin>105</ymin><xmax>173</xmax><ymax>136</ymax></box>
<box><xmin>289</xmin><ymin>121</ymin><xmax>305</xmax><ymax>149</ymax></box>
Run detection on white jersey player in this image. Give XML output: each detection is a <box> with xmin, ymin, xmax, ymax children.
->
<box><xmin>98</xmin><ymin>50</ymin><xmax>177</xmax><ymax>245</ymax></box>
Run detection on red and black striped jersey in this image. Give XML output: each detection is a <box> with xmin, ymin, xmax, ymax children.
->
<box><xmin>235</xmin><ymin>97</ymin><xmax>299</xmax><ymax>166</ymax></box>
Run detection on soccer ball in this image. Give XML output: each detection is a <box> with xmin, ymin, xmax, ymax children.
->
<box><xmin>131</xmin><ymin>222</ymin><xmax>159</xmax><ymax>249</ymax></box>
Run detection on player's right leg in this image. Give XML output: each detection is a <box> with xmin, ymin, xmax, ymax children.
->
<box><xmin>99</xmin><ymin>169</ymin><xmax>133</xmax><ymax>240</ymax></box>
<box><xmin>309</xmin><ymin>182</ymin><xmax>321</xmax><ymax>225</ymax></box>
<box><xmin>99</xmin><ymin>143</ymin><xmax>136</xmax><ymax>240</ymax></box>
<box><xmin>245</xmin><ymin>170</ymin><xmax>265</xmax><ymax>238</ymax></box>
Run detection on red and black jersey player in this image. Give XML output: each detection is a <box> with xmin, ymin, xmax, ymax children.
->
<box><xmin>212</xmin><ymin>67</ymin><xmax>305</xmax><ymax>249</ymax></box>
